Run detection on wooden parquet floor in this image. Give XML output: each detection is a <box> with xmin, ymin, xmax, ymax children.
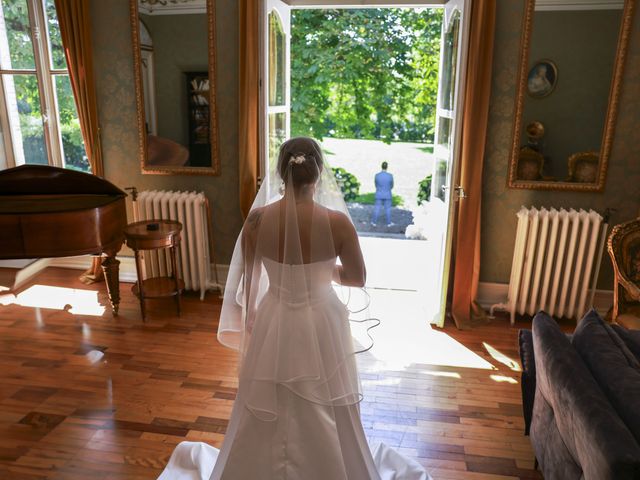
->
<box><xmin>0</xmin><ymin>268</ymin><xmax>542</xmax><ymax>479</ymax></box>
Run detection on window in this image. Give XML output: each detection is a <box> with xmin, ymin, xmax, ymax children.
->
<box><xmin>0</xmin><ymin>0</ymin><xmax>88</xmax><ymax>171</ymax></box>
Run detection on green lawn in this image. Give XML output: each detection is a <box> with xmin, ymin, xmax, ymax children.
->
<box><xmin>353</xmin><ymin>192</ymin><xmax>404</xmax><ymax>207</ymax></box>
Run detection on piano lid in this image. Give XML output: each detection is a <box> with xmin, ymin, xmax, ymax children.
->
<box><xmin>0</xmin><ymin>165</ymin><xmax>126</xmax><ymax>196</ymax></box>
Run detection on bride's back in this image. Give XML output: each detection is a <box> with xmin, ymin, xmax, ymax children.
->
<box><xmin>250</xmin><ymin>199</ymin><xmax>342</xmax><ymax>266</ymax></box>
<box><xmin>242</xmin><ymin>137</ymin><xmax>364</xmax><ymax>288</ymax></box>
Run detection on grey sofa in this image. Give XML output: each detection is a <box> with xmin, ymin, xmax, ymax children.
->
<box><xmin>519</xmin><ymin>310</ymin><xmax>640</xmax><ymax>480</ymax></box>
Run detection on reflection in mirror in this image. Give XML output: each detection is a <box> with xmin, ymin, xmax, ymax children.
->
<box><xmin>131</xmin><ymin>0</ymin><xmax>219</xmax><ymax>175</ymax></box>
<box><xmin>508</xmin><ymin>0</ymin><xmax>634</xmax><ymax>191</ymax></box>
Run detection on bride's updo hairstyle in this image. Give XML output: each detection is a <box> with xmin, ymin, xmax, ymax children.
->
<box><xmin>277</xmin><ymin>137</ymin><xmax>324</xmax><ymax>187</ymax></box>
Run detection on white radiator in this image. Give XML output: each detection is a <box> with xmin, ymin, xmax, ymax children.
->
<box><xmin>491</xmin><ymin>207</ymin><xmax>608</xmax><ymax>325</ymax></box>
<box><xmin>132</xmin><ymin>190</ymin><xmax>221</xmax><ymax>300</ymax></box>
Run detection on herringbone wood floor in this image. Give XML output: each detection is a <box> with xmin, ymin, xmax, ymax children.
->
<box><xmin>0</xmin><ymin>268</ymin><xmax>542</xmax><ymax>479</ymax></box>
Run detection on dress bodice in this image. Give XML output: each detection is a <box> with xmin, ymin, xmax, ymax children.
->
<box><xmin>262</xmin><ymin>257</ymin><xmax>336</xmax><ymax>305</ymax></box>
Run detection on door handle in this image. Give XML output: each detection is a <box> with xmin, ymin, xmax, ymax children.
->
<box><xmin>442</xmin><ymin>185</ymin><xmax>467</xmax><ymax>200</ymax></box>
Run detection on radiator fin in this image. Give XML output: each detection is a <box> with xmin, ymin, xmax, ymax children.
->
<box><xmin>495</xmin><ymin>207</ymin><xmax>606</xmax><ymax>325</ymax></box>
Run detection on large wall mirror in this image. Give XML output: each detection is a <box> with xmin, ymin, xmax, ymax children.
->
<box><xmin>130</xmin><ymin>0</ymin><xmax>220</xmax><ymax>175</ymax></box>
<box><xmin>508</xmin><ymin>0</ymin><xmax>635</xmax><ymax>191</ymax></box>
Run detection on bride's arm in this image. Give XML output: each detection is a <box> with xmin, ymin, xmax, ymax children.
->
<box><xmin>242</xmin><ymin>209</ymin><xmax>263</xmax><ymax>331</ymax></box>
<box><xmin>333</xmin><ymin>213</ymin><xmax>366</xmax><ymax>287</ymax></box>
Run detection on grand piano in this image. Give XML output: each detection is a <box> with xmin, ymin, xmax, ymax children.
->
<box><xmin>0</xmin><ymin>165</ymin><xmax>127</xmax><ymax>315</ymax></box>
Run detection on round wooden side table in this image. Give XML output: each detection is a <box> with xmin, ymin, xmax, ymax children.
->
<box><xmin>124</xmin><ymin>220</ymin><xmax>184</xmax><ymax>321</ymax></box>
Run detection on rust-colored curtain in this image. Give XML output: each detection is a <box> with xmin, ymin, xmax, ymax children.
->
<box><xmin>54</xmin><ymin>0</ymin><xmax>103</xmax><ymax>177</ymax></box>
<box><xmin>450</xmin><ymin>0</ymin><xmax>496</xmax><ymax>329</ymax></box>
<box><xmin>239</xmin><ymin>0</ymin><xmax>261</xmax><ymax>219</ymax></box>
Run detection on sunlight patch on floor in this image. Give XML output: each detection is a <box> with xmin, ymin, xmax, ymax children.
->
<box><xmin>353</xmin><ymin>236</ymin><xmax>496</xmax><ymax>372</ymax></box>
<box><xmin>360</xmin><ymin>377</ymin><xmax>401</xmax><ymax>387</ymax></box>
<box><xmin>352</xmin><ymin>288</ymin><xmax>495</xmax><ymax>371</ymax></box>
<box><xmin>490</xmin><ymin>374</ymin><xmax>518</xmax><ymax>384</ymax></box>
<box><xmin>424</xmin><ymin>370</ymin><xmax>461</xmax><ymax>379</ymax></box>
<box><xmin>483</xmin><ymin>342</ymin><xmax>522</xmax><ymax>372</ymax></box>
<box><xmin>0</xmin><ymin>284</ymin><xmax>106</xmax><ymax>316</ymax></box>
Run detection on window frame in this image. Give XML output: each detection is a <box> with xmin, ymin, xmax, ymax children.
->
<box><xmin>0</xmin><ymin>0</ymin><xmax>72</xmax><ymax>170</ymax></box>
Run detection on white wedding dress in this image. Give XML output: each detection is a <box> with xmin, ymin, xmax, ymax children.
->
<box><xmin>158</xmin><ymin>256</ymin><xmax>431</xmax><ymax>480</ymax></box>
<box><xmin>160</xmin><ymin>137</ymin><xmax>431</xmax><ymax>479</ymax></box>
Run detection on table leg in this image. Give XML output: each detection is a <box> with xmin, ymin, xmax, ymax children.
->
<box><xmin>170</xmin><ymin>245</ymin><xmax>181</xmax><ymax>316</ymax></box>
<box><xmin>101</xmin><ymin>255</ymin><xmax>121</xmax><ymax>316</ymax></box>
<box><xmin>134</xmin><ymin>250</ymin><xmax>146</xmax><ymax>321</ymax></box>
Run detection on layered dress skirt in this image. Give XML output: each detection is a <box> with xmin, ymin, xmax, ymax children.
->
<box><xmin>159</xmin><ymin>258</ymin><xmax>430</xmax><ymax>480</ymax></box>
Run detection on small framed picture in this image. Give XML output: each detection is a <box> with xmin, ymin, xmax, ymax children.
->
<box><xmin>527</xmin><ymin>60</ymin><xmax>558</xmax><ymax>98</ymax></box>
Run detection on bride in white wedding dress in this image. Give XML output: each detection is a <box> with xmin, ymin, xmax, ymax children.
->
<box><xmin>158</xmin><ymin>137</ymin><xmax>432</xmax><ymax>480</ymax></box>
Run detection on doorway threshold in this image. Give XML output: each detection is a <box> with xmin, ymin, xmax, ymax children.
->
<box><xmin>358</xmin><ymin>232</ymin><xmax>410</xmax><ymax>240</ymax></box>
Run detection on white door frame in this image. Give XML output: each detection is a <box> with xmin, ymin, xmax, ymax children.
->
<box><xmin>258</xmin><ymin>1</ymin><xmax>471</xmax><ymax>328</ymax></box>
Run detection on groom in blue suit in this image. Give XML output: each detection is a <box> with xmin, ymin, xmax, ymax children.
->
<box><xmin>371</xmin><ymin>161</ymin><xmax>394</xmax><ymax>227</ymax></box>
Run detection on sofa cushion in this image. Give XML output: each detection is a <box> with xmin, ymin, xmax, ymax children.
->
<box><xmin>572</xmin><ymin>309</ymin><xmax>640</xmax><ymax>444</ymax></box>
<box><xmin>532</xmin><ymin>312</ymin><xmax>640</xmax><ymax>479</ymax></box>
<box><xmin>612</xmin><ymin>323</ymin><xmax>640</xmax><ymax>362</ymax></box>
<box><xmin>530</xmin><ymin>390</ymin><xmax>583</xmax><ymax>480</ymax></box>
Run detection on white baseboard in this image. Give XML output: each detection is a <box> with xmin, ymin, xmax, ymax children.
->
<box><xmin>49</xmin><ymin>255</ymin><xmax>230</xmax><ymax>287</ymax></box>
<box><xmin>42</xmin><ymin>260</ymin><xmax>616</xmax><ymax>318</ymax></box>
<box><xmin>0</xmin><ymin>258</ymin><xmax>51</xmax><ymax>292</ymax></box>
<box><xmin>476</xmin><ymin>281</ymin><xmax>613</xmax><ymax>318</ymax></box>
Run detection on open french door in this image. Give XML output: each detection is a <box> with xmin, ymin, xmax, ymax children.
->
<box><xmin>429</xmin><ymin>0</ymin><xmax>471</xmax><ymax>328</ymax></box>
<box><xmin>259</xmin><ymin>0</ymin><xmax>470</xmax><ymax>328</ymax></box>
<box><xmin>260</xmin><ymin>0</ymin><xmax>291</xmax><ymax>197</ymax></box>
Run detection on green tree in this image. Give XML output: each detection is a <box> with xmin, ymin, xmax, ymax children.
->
<box><xmin>0</xmin><ymin>0</ymin><xmax>87</xmax><ymax>169</ymax></box>
<box><xmin>291</xmin><ymin>8</ymin><xmax>442</xmax><ymax>144</ymax></box>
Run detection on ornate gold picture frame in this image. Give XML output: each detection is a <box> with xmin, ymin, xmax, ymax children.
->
<box><xmin>130</xmin><ymin>0</ymin><xmax>220</xmax><ymax>176</ymax></box>
<box><xmin>507</xmin><ymin>0</ymin><xmax>636</xmax><ymax>192</ymax></box>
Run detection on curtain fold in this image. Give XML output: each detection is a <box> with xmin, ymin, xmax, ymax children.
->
<box><xmin>54</xmin><ymin>0</ymin><xmax>103</xmax><ymax>177</ymax></box>
<box><xmin>239</xmin><ymin>0</ymin><xmax>261</xmax><ymax>219</ymax></box>
<box><xmin>450</xmin><ymin>0</ymin><xmax>496</xmax><ymax>329</ymax></box>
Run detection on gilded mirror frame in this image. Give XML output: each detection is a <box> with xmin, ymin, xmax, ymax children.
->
<box><xmin>130</xmin><ymin>0</ymin><xmax>220</xmax><ymax>176</ymax></box>
<box><xmin>508</xmin><ymin>0</ymin><xmax>636</xmax><ymax>192</ymax></box>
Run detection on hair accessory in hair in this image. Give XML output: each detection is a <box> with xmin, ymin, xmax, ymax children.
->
<box><xmin>289</xmin><ymin>154</ymin><xmax>306</xmax><ymax>165</ymax></box>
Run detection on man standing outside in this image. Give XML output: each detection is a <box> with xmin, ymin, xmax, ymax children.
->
<box><xmin>371</xmin><ymin>161</ymin><xmax>394</xmax><ymax>227</ymax></box>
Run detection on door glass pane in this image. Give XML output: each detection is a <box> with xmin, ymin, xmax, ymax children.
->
<box><xmin>268</xmin><ymin>11</ymin><xmax>285</xmax><ymax>107</ymax></box>
<box><xmin>437</xmin><ymin>116</ymin><xmax>452</xmax><ymax>150</ymax></box>
<box><xmin>0</xmin><ymin>0</ymin><xmax>36</xmax><ymax>69</ymax></box>
<box><xmin>44</xmin><ymin>0</ymin><xmax>65</xmax><ymax>70</ymax></box>
<box><xmin>2</xmin><ymin>73</ymin><xmax>46</xmax><ymax>165</ymax></box>
<box><xmin>55</xmin><ymin>74</ymin><xmax>88</xmax><ymax>171</ymax></box>
<box><xmin>432</xmin><ymin>157</ymin><xmax>447</xmax><ymax>202</ymax></box>
<box><xmin>439</xmin><ymin>12</ymin><xmax>460</xmax><ymax>112</ymax></box>
<box><xmin>268</xmin><ymin>112</ymin><xmax>285</xmax><ymax>172</ymax></box>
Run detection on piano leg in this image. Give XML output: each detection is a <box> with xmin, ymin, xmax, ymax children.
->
<box><xmin>101</xmin><ymin>255</ymin><xmax>121</xmax><ymax>316</ymax></box>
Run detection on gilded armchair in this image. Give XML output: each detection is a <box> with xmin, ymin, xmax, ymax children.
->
<box><xmin>607</xmin><ymin>218</ymin><xmax>640</xmax><ymax>329</ymax></box>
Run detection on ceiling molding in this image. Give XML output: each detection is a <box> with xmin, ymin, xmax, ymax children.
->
<box><xmin>138</xmin><ymin>0</ymin><xmax>206</xmax><ymax>15</ymax></box>
<box><xmin>285</xmin><ymin>0</ymin><xmax>444</xmax><ymax>6</ymax></box>
<box><xmin>535</xmin><ymin>0</ymin><xmax>624</xmax><ymax>11</ymax></box>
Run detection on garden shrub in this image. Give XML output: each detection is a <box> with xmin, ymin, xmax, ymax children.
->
<box><xmin>332</xmin><ymin>167</ymin><xmax>360</xmax><ymax>202</ymax></box>
<box><xmin>417</xmin><ymin>174</ymin><xmax>432</xmax><ymax>205</ymax></box>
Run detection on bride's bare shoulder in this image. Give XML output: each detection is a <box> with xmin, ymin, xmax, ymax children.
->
<box><xmin>324</xmin><ymin>208</ymin><xmax>355</xmax><ymax>233</ymax></box>
<box><xmin>326</xmin><ymin>208</ymin><xmax>348</xmax><ymax>222</ymax></box>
